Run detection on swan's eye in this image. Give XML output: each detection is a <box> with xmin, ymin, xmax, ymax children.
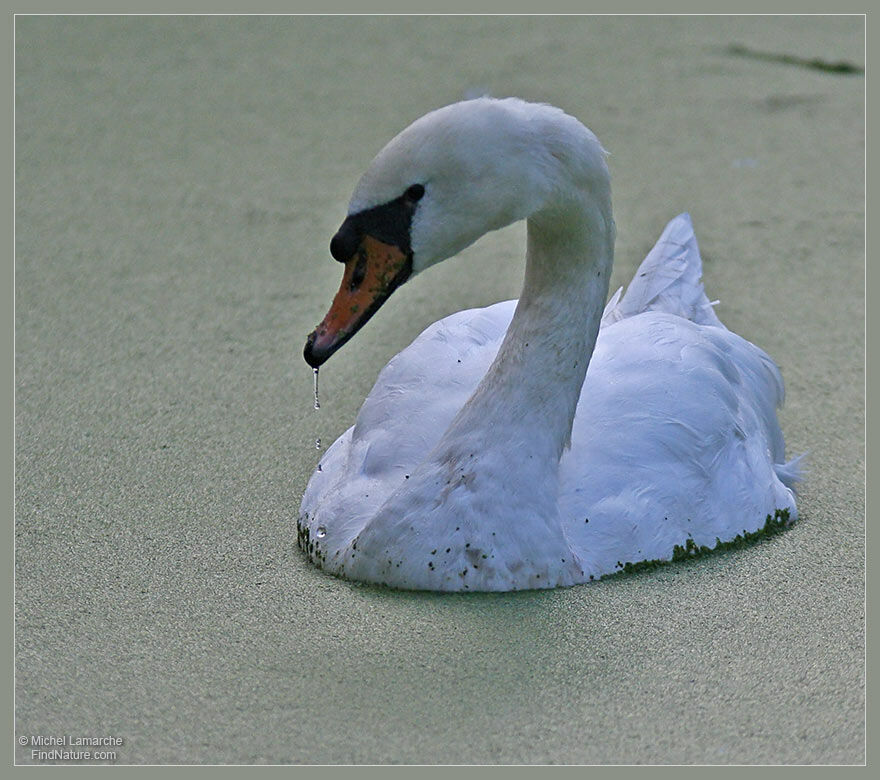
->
<box><xmin>405</xmin><ymin>184</ymin><xmax>425</xmax><ymax>202</ymax></box>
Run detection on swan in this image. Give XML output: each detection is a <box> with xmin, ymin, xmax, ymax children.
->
<box><xmin>298</xmin><ymin>97</ymin><xmax>801</xmax><ymax>592</ymax></box>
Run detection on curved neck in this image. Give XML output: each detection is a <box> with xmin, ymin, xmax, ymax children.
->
<box><xmin>514</xmin><ymin>206</ymin><xmax>614</xmax><ymax>453</ymax></box>
<box><xmin>438</xmin><ymin>197</ymin><xmax>614</xmax><ymax>469</ymax></box>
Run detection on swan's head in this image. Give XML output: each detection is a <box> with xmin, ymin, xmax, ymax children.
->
<box><xmin>304</xmin><ymin>97</ymin><xmax>609</xmax><ymax>367</ymax></box>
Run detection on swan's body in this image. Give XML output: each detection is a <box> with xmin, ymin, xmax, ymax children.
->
<box><xmin>298</xmin><ymin>97</ymin><xmax>800</xmax><ymax>591</ymax></box>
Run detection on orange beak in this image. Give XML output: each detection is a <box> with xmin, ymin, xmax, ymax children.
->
<box><xmin>303</xmin><ymin>235</ymin><xmax>413</xmax><ymax>367</ymax></box>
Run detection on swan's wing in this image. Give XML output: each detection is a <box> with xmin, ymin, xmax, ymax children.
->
<box><xmin>560</xmin><ymin>312</ymin><xmax>799</xmax><ymax>573</ymax></box>
<box><xmin>602</xmin><ymin>213</ymin><xmax>724</xmax><ymax>328</ymax></box>
<box><xmin>600</xmin><ymin>213</ymin><xmax>794</xmax><ymax>472</ymax></box>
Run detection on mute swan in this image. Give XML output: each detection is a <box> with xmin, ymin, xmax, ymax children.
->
<box><xmin>298</xmin><ymin>97</ymin><xmax>800</xmax><ymax>592</ymax></box>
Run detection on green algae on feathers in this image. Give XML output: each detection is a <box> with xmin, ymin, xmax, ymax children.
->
<box><xmin>602</xmin><ymin>508</ymin><xmax>793</xmax><ymax>580</ymax></box>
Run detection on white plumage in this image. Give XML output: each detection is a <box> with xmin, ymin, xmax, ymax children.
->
<box><xmin>299</xmin><ymin>97</ymin><xmax>801</xmax><ymax>591</ymax></box>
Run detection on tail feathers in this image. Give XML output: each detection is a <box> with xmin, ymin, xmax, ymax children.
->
<box><xmin>602</xmin><ymin>213</ymin><xmax>724</xmax><ymax>328</ymax></box>
<box><xmin>775</xmin><ymin>453</ymin><xmax>807</xmax><ymax>490</ymax></box>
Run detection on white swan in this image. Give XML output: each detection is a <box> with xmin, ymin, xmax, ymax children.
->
<box><xmin>299</xmin><ymin>97</ymin><xmax>801</xmax><ymax>592</ymax></box>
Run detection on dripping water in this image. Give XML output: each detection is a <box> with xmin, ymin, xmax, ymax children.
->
<box><xmin>312</xmin><ymin>367</ymin><xmax>320</xmax><ymax>410</ymax></box>
<box><xmin>313</xmin><ymin>367</ymin><xmax>322</xmax><ymax>453</ymax></box>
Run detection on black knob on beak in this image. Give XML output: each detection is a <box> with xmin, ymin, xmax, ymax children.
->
<box><xmin>330</xmin><ymin>223</ymin><xmax>360</xmax><ymax>263</ymax></box>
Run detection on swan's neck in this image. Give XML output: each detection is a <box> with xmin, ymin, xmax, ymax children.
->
<box><xmin>436</xmin><ymin>197</ymin><xmax>614</xmax><ymax>484</ymax></box>
<box><xmin>514</xmin><ymin>208</ymin><xmax>614</xmax><ymax>452</ymax></box>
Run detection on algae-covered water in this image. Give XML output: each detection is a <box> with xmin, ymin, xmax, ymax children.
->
<box><xmin>15</xmin><ymin>16</ymin><xmax>864</xmax><ymax>763</ymax></box>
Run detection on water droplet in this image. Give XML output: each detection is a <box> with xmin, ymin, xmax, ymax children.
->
<box><xmin>312</xmin><ymin>367</ymin><xmax>320</xmax><ymax>410</ymax></box>
<box><xmin>316</xmin><ymin>526</ymin><xmax>327</xmax><ymax>539</ymax></box>
<box><xmin>315</xmin><ymin>438</ymin><xmax>322</xmax><ymax>449</ymax></box>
